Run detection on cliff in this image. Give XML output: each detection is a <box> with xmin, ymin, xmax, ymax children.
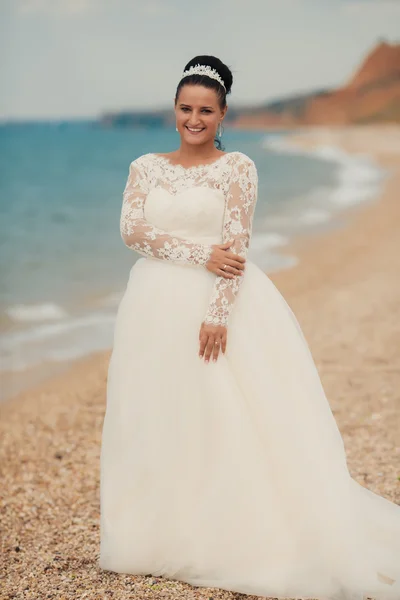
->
<box><xmin>99</xmin><ymin>41</ymin><xmax>400</xmax><ymax>129</ymax></box>
<box><xmin>233</xmin><ymin>40</ymin><xmax>400</xmax><ymax>127</ymax></box>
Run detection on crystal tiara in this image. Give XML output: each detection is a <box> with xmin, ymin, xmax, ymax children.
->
<box><xmin>180</xmin><ymin>64</ymin><xmax>226</xmax><ymax>91</ymax></box>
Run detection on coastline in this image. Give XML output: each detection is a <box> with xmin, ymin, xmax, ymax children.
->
<box><xmin>0</xmin><ymin>124</ymin><xmax>389</xmax><ymax>405</ymax></box>
<box><xmin>1</xmin><ymin>125</ymin><xmax>399</xmax><ymax>599</ymax></box>
<box><xmin>272</xmin><ymin>125</ymin><xmax>400</xmax><ymax>499</ymax></box>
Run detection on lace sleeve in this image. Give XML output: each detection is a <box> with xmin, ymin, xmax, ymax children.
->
<box><xmin>203</xmin><ymin>154</ymin><xmax>258</xmax><ymax>327</ymax></box>
<box><xmin>120</xmin><ymin>158</ymin><xmax>213</xmax><ymax>265</ymax></box>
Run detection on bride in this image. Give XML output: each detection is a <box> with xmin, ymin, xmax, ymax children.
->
<box><xmin>99</xmin><ymin>55</ymin><xmax>400</xmax><ymax>599</ymax></box>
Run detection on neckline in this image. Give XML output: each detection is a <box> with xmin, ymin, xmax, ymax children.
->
<box><xmin>151</xmin><ymin>151</ymin><xmax>234</xmax><ymax>171</ymax></box>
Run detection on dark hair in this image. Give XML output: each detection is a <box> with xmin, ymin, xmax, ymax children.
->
<box><xmin>174</xmin><ymin>55</ymin><xmax>233</xmax><ymax>150</ymax></box>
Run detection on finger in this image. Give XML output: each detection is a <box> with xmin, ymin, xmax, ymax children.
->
<box><xmin>221</xmin><ymin>263</ymin><xmax>244</xmax><ymax>277</ymax></box>
<box><xmin>199</xmin><ymin>333</ymin><xmax>208</xmax><ymax>358</ymax></box>
<box><xmin>212</xmin><ymin>338</ymin><xmax>221</xmax><ymax>362</ymax></box>
<box><xmin>204</xmin><ymin>336</ymin><xmax>215</xmax><ymax>363</ymax></box>
<box><xmin>223</xmin><ymin>264</ymin><xmax>244</xmax><ymax>276</ymax></box>
<box><xmin>225</xmin><ymin>252</ymin><xmax>246</xmax><ymax>263</ymax></box>
<box><xmin>216</xmin><ymin>268</ymin><xmax>234</xmax><ymax>279</ymax></box>
<box><xmin>219</xmin><ymin>241</ymin><xmax>233</xmax><ymax>249</ymax></box>
<box><xmin>221</xmin><ymin>331</ymin><xmax>227</xmax><ymax>354</ymax></box>
<box><xmin>225</xmin><ymin>259</ymin><xmax>245</xmax><ymax>271</ymax></box>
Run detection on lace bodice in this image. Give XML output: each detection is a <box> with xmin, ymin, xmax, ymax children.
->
<box><xmin>120</xmin><ymin>151</ymin><xmax>258</xmax><ymax>326</ymax></box>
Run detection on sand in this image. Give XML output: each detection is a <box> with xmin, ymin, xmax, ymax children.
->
<box><xmin>1</xmin><ymin>125</ymin><xmax>399</xmax><ymax>600</ymax></box>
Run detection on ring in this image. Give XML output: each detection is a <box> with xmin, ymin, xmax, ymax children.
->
<box><xmin>214</xmin><ymin>341</ymin><xmax>220</xmax><ymax>345</ymax></box>
<box><xmin>223</xmin><ymin>264</ymin><xmax>228</xmax><ymax>270</ymax></box>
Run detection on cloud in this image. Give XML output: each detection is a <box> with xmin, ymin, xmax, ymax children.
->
<box><xmin>15</xmin><ymin>0</ymin><xmax>95</xmax><ymax>16</ymax></box>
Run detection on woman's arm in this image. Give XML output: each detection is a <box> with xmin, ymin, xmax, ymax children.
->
<box><xmin>120</xmin><ymin>158</ymin><xmax>212</xmax><ymax>266</ymax></box>
<box><xmin>202</xmin><ymin>154</ymin><xmax>258</xmax><ymax>326</ymax></box>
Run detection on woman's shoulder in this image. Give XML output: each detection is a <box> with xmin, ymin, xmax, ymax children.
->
<box><xmin>227</xmin><ymin>152</ymin><xmax>257</xmax><ymax>177</ymax></box>
<box><xmin>227</xmin><ymin>151</ymin><xmax>256</xmax><ymax>167</ymax></box>
<box><xmin>129</xmin><ymin>153</ymin><xmax>154</xmax><ymax>168</ymax></box>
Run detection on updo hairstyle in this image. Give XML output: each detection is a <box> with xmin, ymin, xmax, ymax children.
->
<box><xmin>174</xmin><ymin>55</ymin><xmax>233</xmax><ymax>150</ymax></box>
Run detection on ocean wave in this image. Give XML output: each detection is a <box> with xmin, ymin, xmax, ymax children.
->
<box><xmin>250</xmin><ymin>232</ymin><xmax>289</xmax><ymax>250</ymax></box>
<box><xmin>331</xmin><ymin>157</ymin><xmax>384</xmax><ymax>207</ymax></box>
<box><xmin>263</xmin><ymin>134</ymin><xmax>386</xmax><ymax>211</ymax></box>
<box><xmin>0</xmin><ymin>310</ymin><xmax>116</xmax><ymax>372</ymax></box>
<box><xmin>248</xmin><ymin>232</ymin><xmax>297</xmax><ymax>273</ymax></box>
<box><xmin>5</xmin><ymin>302</ymin><xmax>68</xmax><ymax>322</ymax></box>
<box><xmin>298</xmin><ymin>209</ymin><xmax>332</xmax><ymax>225</ymax></box>
<box><xmin>253</xmin><ymin>253</ymin><xmax>298</xmax><ymax>274</ymax></box>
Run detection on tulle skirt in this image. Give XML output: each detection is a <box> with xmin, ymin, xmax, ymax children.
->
<box><xmin>100</xmin><ymin>257</ymin><xmax>400</xmax><ymax>599</ymax></box>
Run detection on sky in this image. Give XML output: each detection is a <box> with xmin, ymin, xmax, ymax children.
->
<box><xmin>0</xmin><ymin>0</ymin><xmax>399</xmax><ymax>121</ymax></box>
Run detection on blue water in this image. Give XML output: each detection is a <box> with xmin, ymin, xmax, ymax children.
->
<box><xmin>0</xmin><ymin>122</ymin><xmax>384</xmax><ymax>386</ymax></box>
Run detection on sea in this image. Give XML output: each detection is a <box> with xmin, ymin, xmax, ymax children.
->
<box><xmin>0</xmin><ymin>122</ymin><xmax>386</xmax><ymax>400</ymax></box>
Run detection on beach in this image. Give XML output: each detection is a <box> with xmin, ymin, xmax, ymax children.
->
<box><xmin>1</xmin><ymin>125</ymin><xmax>399</xmax><ymax>599</ymax></box>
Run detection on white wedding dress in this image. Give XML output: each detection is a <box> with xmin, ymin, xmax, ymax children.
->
<box><xmin>99</xmin><ymin>151</ymin><xmax>400</xmax><ymax>600</ymax></box>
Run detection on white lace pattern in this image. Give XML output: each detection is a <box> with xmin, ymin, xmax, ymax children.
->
<box><xmin>202</xmin><ymin>155</ymin><xmax>258</xmax><ymax>326</ymax></box>
<box><xmin>120</xmin><ymin>152</ymin><xmax>258</xmax><ymax>327</ymax></box>
<box><xmin>120</xmin><ymin>160</ymin><xmax>213</xmax><ymax>266</ymax></box>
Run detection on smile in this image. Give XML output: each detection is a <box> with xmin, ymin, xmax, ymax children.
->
<box><xmin>186</xmin><ymin>126</ymin><xmax>205</xmax><ymax>134</ymax></box>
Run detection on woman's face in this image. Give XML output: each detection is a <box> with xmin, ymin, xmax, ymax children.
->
<box><xmin>175</xmin><ymin>84</ymin><xmax>227</xmax><ymax>146</ymax></box>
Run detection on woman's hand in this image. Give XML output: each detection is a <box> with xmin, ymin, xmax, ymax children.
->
<box><xmin>199</xmin><ymin>322</ymin><xmax>227</xmax><ymax>363</ymax></box>
<box><xmin>205</xmin><ymin>241</ymin><xmax>245</xmax><ymax>279</ymax></box>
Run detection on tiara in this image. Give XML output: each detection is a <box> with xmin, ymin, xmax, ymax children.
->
<box><xmin>180</xmin><ymin>64</ymin><xmax>226</xmax><ymax>90</ymax></box>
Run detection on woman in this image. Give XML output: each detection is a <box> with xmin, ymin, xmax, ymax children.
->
<box><xmin>99</xmin><ymin>55</ymin><xmax>400</xmax><ymax>599</ymax></box>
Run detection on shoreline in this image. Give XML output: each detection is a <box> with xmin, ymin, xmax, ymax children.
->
<box><xmin>2</xmin><ymin>125</ymin><xmax>400</xmax><ymax>450</ymax></box>
<box><xmin>1</xmin><ymin>125</ymin><xmax>399</xmax><ymax>598</ymax></box>
<box><xmin>274</xmin><ymin>125</ymin><xmax>400</xmax><ymax>297</ymax></box>
<box><xmin>0</xmin><ymin>125</ymin><xmax>393</xmax><ymax>406</ymax></box>
<box><xmin>272</xmin><ymin>125</ymin><xmax>400</xmax><ymax>501</ymax></box>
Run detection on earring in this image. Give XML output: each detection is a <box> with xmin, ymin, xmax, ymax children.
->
<box><xmin>176</xmin><ymin>125</ymin><xmax>178</xmax><ymax>132</ymax></box>
<box><xmin>218</xmin><ymin>121</ymin><xmax>223</xmax><ymax>137</ymax></box>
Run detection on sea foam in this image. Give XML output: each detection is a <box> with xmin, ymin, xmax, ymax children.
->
<box><xmin>263</xmin><ymin>135</ymin><xmax>386</xmax><ymax>210</ymax></box>
<box><xmin>6</xmin><ymin>302</ymin><xmax>68</xmax><ymax>322</ymax></box>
